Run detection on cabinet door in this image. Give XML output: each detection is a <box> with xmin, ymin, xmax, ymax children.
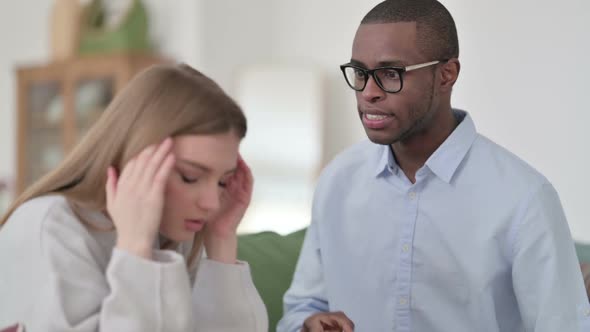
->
<box><xmin>74</xmin><ymin>77</ymin><xmax>114</xmax><ymax>140</ymax></box>
<box><xmin>22</xmin><ymin>81</ymin><xmax>64</xmax><ymax>188</ymax></box>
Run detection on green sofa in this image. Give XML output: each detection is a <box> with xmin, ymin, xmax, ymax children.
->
<box><xmin>238</xmin><ymin>229</ymin><xmax>590</xmax><ymax>331</ymax></box>
<box><xmin>237</xmin><ymin>229</ymin><xmax>306</xmax><ymax>330</ymax></box>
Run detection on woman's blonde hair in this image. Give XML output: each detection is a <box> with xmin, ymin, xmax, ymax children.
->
<box><xmin>1</xmin><ymin>63</ymin><xmax>247</xmax><ymax>268</ymax></box>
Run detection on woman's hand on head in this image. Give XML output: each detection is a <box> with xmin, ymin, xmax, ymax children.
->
<box><xmin>206</xmin><ymin>155</ymin><xmax>253</xmax><ymax>238</ymax></box>
<box><xmin>203</xmin><ymin>156</ymin><xmax>253</xmax><ymax>264</ymax></box>
<box><xmin>105</xmin><ymin>138</ymin><xmax>175</xmax><ymax>260</ymax></box>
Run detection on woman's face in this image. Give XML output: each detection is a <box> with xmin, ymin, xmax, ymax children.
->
<box><xmin>159</xmin><ymin>132</ymin><xmax>240</xmax><ymax>242</ymax></box>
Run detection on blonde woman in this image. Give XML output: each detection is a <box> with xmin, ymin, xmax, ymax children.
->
<box><xmin>0</xmin><ymin>64</ymin><xmax>268</xmax><ymax>331</ymax></box>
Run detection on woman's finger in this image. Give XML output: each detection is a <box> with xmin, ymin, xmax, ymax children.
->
<box><xmin>117</xmin><ymin>157</ymin><xmax>138</xmax><ymax>190</ymax></box>
<box><xmin>236</xmin><ymin>155</ymin><xmax>253</xmax><ymax>192</ymax></box>
<box><xmin>141</xmin><ymin>137</ymin><xmax>173</xmax><ymax>187</ymax></box>
<box><xmin>239</xmin><ymin>156</ymin><xmax>254</xmax><ymax>187</ymax></box>
<box><xmin>242</xmin><ymin>163</ymin><xmax>253</xmax><ymax>193</ymax></box>
<box><xmin>105</xmin><ymin>166</ymin><xmax>118</xmax><ymax>209</ymax></box>
<box><xmin>152</xmin><ymin>153</ymin><xmax>175</xmax><ymax>193</ymax></box>
<box><xmin>229</xmin><ymin>169</ymin><xmax>247</xmax><ymax>198</ymax></box>
<box><xmin>127</xmin><ymin>143</ymin><xmax>157</xmax><ymax>186</ymax></box>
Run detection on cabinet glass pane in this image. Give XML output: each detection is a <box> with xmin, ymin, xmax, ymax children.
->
<box><xmin>27</xmin><ymin>81</ymin><xmax>63</xmax><ymax>129</ymax></box>
<box><xmin>75</xmin><ymin>78</ymin><xmax>114</xmax><ymax>139</ymax></box>
<box><xmin>26</xmin><ymin>131</ymin><xmax>63</xmax><ymax>186</ymax></box>
<box><xmin>25</xmin><ymin>82</ymin><xmax>64</xmax><ymax>187</ymax></box>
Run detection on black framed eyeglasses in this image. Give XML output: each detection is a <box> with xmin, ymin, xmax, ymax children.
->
<box><xmin>339</xmin><ymin>60</ymin><xmax>442</xmax><ymax>93</ymax></box>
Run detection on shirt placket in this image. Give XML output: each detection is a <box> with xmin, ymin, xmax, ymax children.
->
<box><xmin>394</xmin><ymin>187</ymin><xmax>419</xmax><ymax>332</ymax></box>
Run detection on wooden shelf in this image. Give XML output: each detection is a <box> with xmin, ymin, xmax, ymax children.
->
<box><xmin>16</xmin><ymin>53</ymin><xmax>169</xmax><ymax>194</ymax></box>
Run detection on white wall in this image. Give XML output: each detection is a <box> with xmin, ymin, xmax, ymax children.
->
<box><xmin>196</xmin><ymin>0</ymin><xmax>374</xmax><ymax>163</ymax></box>
<box><xmin>445</xmin><ymin>0</ymin><xmax>590</xmax><ymax>242</ymax></box>
<box><xmin>141</xmin><ymin>1</ymin><xmax>201</xmax><ymax>67</ymax></box>
<box><xmin>269</xmin><ymin>0</ymin><xmax>374</xmax><ymax>165</ymax></box>
<box><xmin>0</xmin><ymin>1</ymin><xmax>52</xmax><ymax>190</ymax></box>
<box><xmin>1</xmin><ymin>0</ymin><xmax>589</xmax><ymax>241</ymax></box>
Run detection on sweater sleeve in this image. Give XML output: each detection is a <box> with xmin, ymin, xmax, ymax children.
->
<box><xmin>2</xmin><ymin>197</ymin><xmax>267</xmax><ymax>332</ymax></box>
<box><xmin>191</xmin><ymin>259</ymin><xmax>268</xmax><ymax>332</ymax></box>
<box><xmin>30</xmin><ymin>207</ymin><xmax>195</xmax><ymax>332</ymax></box>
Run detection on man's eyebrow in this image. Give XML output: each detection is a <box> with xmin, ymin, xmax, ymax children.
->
<box><xmin>348</xmin><ymin>59</ymin><xmax>367</xmax><ymax>67</ymax></box>
<box><xmin>349</xmin><ymin>59</ymin><xmax>406</xmax><ymax>68</ymax></box>
<box><xmin>376</xmin><ymin>60</ymin><xmax>406</xmax><ymax>67</ymax></box>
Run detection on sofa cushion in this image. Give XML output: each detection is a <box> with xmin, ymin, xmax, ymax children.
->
<box><xmin>576</xmin><ymin>243</ymin><xmax>590</xmax><ymax>263</ymax></box>
<box><xmin>237</xmin><ymin>229</ymin><xmax>306</xmax><ymax>331</ymax></box>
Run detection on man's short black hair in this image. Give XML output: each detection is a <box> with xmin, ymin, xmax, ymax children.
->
<box><xmin>361</xmin><ymin>0</ymin><xmax>459</xmax><ymax>61</ymax></box>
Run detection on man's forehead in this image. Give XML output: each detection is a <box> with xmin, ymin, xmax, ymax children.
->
<box><xmin>352</xmin><ymin>22</ymin><xmax>419</xmax><ymax>63</ymax></box>
<box><xmin>354</xmin><ymin>21</ymin><xmax>418</xmax><ymax>44</ymax></box>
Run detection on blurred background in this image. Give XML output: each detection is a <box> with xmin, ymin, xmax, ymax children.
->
<box><xmin>0</xmin><ymin>0</ymin><xmax>588</xmax><ymax>241</ymax></box>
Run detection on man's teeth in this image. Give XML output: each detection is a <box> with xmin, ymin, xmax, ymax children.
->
<box><xmin>365</xmin><ymin>113</ymin><xmax>388</xmax><ymax>120</ymax></box>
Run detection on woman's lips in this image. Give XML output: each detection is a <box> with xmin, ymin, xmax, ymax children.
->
<box><xmin>184</xmin><ymin>219</ymin><xmax>205</xmax><ymax>232</ymax></box>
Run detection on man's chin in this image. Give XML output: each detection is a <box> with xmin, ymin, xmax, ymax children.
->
<box><xmin>365</xmin><ymin>128</ymin><xmax>398</xmax><ymax>145</ymax></box>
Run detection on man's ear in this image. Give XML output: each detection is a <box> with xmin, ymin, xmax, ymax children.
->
<box><xmin>439</xmin><ymin>58</ymin><xmax>460</xmax><ymax>92</ymax></box>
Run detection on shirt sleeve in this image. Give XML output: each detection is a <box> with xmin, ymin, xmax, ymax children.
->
<box><xmin>277</xmin><ymin>219</ymin><xmax>329</xmax><ymax>332</ymax></box>
<box><xmin>191</xmin><ymin>259</ymin><xmax>268</xmax><ymax>332</ymax></box>
<box><xmin>511</xmin><ymin>182</ymin><xmax>590</xmax><ymax>332</ymax></box>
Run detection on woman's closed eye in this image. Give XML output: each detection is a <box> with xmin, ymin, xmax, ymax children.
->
<box><xmin>180</xmin><ymin>174</ymin><xmax>198</xmax><ymax>184</ymax></box>
<box><xmin>180</xmin><ymin>172</ymin><xmax>228</xmax><ymax>188</ymax></box>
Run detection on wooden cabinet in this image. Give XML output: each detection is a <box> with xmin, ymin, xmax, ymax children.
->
<box><xmin>15</xmin><ymin>53</ymin><xmax>166</xmax><ymax>194</ymax></box>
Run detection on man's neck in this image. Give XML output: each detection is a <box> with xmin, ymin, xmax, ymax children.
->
<box><xmin>392</xmin><ymin>109</ymin><xmax>458</xmax><ymax>183</ymax></box>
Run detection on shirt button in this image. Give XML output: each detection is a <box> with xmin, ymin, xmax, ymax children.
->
<box><xmin>399</xmin><ymin>297</ymin><xmax>407</xmax><ymax>305</ymax></box>
<box><xmin>408</xmin><ymin>192</ymin><xmax>416</xmax><ymax>199</ymax></box>
<box><xmin>585</xmin><ymin>309</ymin><xmax>590</xmax><ymax>317</ymax></box>
<box><xmin>402</xmin><ymin>244</ymin><xmax>410</xmax><ymax>252</ymax></box>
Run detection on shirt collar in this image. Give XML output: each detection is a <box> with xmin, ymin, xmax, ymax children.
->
<box><xmin>374</xmin><ymin>142</ymin><xmax>396</xmax><ymax>177</ymax></box>
<box><xmin>425</xmin><ymin>110</ymin><xmax>477</xmax><ymax>183</ymax></box>
<box><xmin>373</xmin><ymin>109</ymin><xmax>478</xmax><ymax>183</ymax></box>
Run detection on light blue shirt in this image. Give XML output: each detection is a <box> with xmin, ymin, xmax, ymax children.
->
<box><xmin>278</xmin><ymin>111</ymin><xmax>590</xmax><ymax>332</ymax></box>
